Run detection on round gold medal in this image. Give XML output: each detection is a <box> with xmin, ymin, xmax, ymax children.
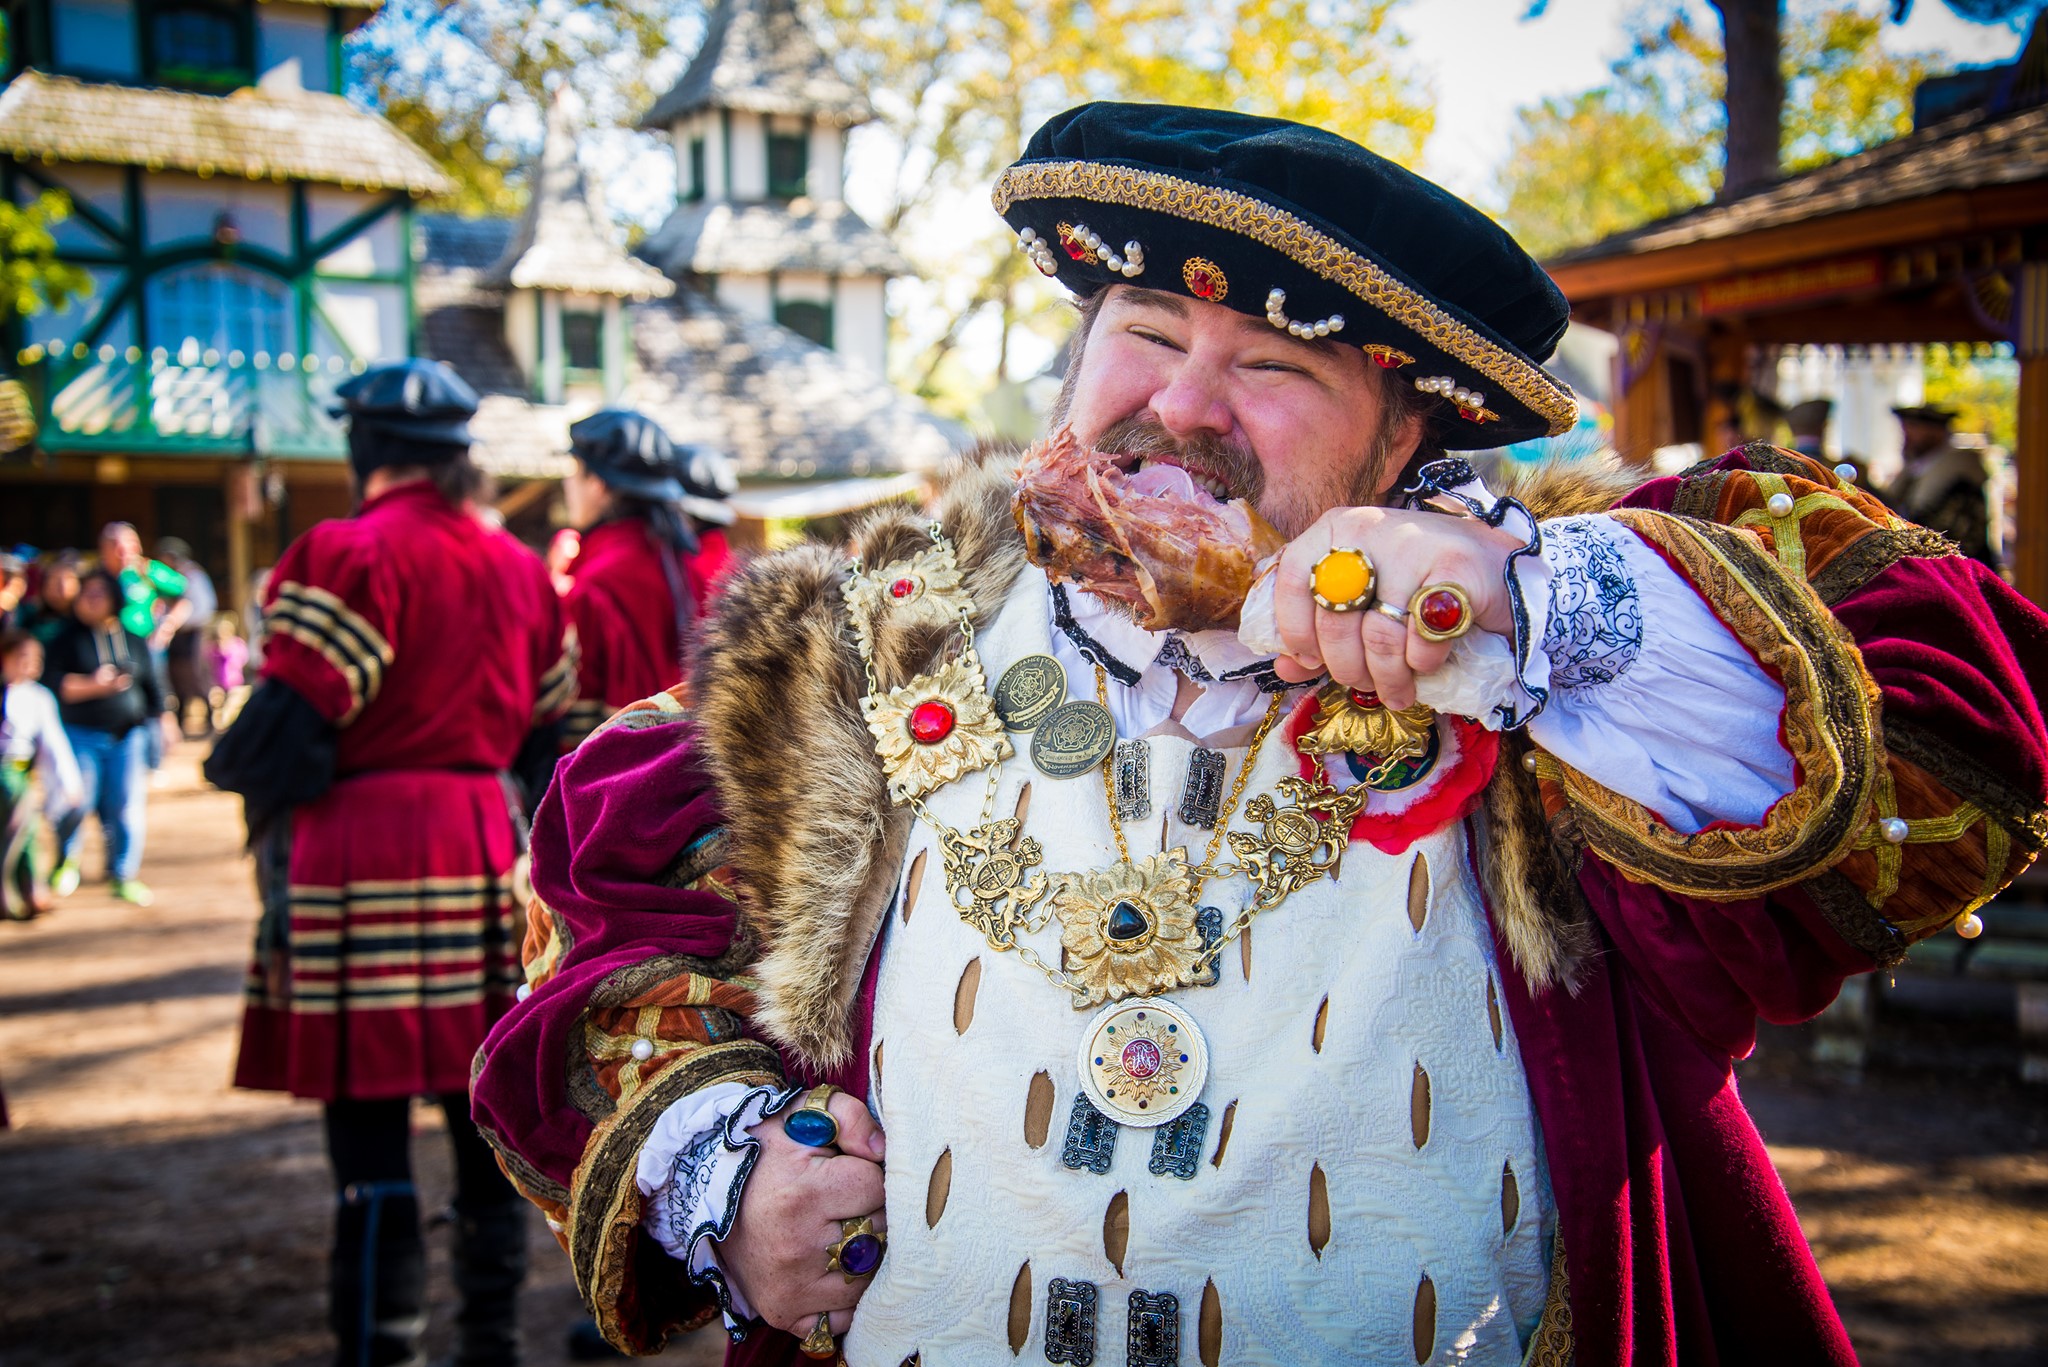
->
<box><xmin>992</xmin><ymin>653</ymin><xmax>1067</xmax><ymax>731</ymax></box>
<box><xmin>1077</xmin><ymin>997</ymin><xmax>1207</xmax><ymax>1128</ymax></box>
<box><xmin>1030</xmin><ymin>700</ymin><xmax>1116</xmax><ymax>778</ymax></box>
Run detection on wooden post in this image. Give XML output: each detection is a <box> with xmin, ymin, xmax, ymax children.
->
<box><xmin>2017</xmin><ymin>264</ymin><xmax>2047</xmax><ymax>607</ymax></box>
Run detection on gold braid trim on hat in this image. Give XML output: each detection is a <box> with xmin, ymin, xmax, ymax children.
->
<box><xmin>993</xmin><ymin>161</ymin><xmax>1579</xmax><ymax>437</ymax></box>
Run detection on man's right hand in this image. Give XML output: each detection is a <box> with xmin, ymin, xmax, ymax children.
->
<box><xmin>717</xmin><ymin>1089</ymin><xmax>887</xmax><ymax>1342</ymax></box>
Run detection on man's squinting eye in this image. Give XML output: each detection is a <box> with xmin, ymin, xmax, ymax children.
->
<box><xmin>1125</xmin><ymin>325</ymin><xmax>1185</xmax><ymax>351</ymax></box>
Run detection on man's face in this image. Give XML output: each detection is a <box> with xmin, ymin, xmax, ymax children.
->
<box><xmin>1900</xmin><ymin>417</ymin><xmax>1948</xmax><ymax>457</ymax></box>
<box><xmin>100</xmin><ymin>529</ymin><xmax>138</xmax><ymax>571</ymax></box>
<box><xmin>1057</xmin><ymin>286</ymin><xmax>1413</xmax><ymax>538</ymax></box>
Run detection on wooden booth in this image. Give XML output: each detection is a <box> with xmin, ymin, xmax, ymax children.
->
<box><xmin>1546</xmin><ymin>94</ymin><xmax>2048</xmax><ymax>605</ymax></box>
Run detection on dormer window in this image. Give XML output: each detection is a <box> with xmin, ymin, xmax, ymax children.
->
<box><xmin>687</xmin><ymin>137</ymin><xmax>707</xmax><ymax>203</ymax></box>
<box><xmin>767</xmin><ymin>130</ymin><xmax>808</xmax><ymax>200</ymax></box>
<box><xmin>149</xmin><ymin>1</ymin><xmax>254</xmax><ymax>91</ymax></box>
<box><xmin>562</xmin><ymin>308</ymin><xmax>603</xmax><ymax>375</ymax></box>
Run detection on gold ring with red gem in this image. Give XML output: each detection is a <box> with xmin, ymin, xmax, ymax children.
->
<box><xmin>1310</xmin><ymin>547</ymin><xmax>1375</xmax><ymax>612</ymax></box>
<box><xmin>1409</xmin><ymin>583</ymin><xmax>1473</xmax><ymax>642</ymax></box>
<box><xmin>798</xmin><ymin>1314</ymin><xmax>836</xmax><ymax>1358</ymax></box>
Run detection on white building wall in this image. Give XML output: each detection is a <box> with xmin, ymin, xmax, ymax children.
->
<box><xmin>808</xmin><ymin>123</ymin><xmax>845</xmax><ymax>201</ymax></box>
<box><xmin>53</xmin><ymin>0</ymin><xmax>137</xmax><ymax>81</ymax></box>
<box><xmin>146</xmin><ymin>177</ymin><xmax>293</xmax><ymax>257</ymax></box>
<box><xmin>833</xmin><ymin>276</ymin><xmax>888</xmax><ymax>377</ymax></box>
<box><xmin>702</xmin><ymin>113</ymin><xmax>729</xmax><ymax>204</ymax></box>
<box><xmin>505</xmin><ymin>290</ymin><xmax>539</xmax><ymax>383</ymax></box>
<box><xmin>313</xmin><ymin>281</ymin><xmax>406</xmax><ymax>362</ymax></box>
<box><xmin>19</xmin><ymin>165</ymin><xmax>127</xmax><ymax>254</ymax></box>
<box><xmin>715</xmin><ymin>274</ymin><xmax>773</xmax><ymax>323</ymax></box>
<box><xmin>257</xmin><ymin>4</ymin><xmax>334</xmax><ymax>92</ymax></box>
<box><xmin>728</xmin><ymin>112</ymin><xmax>767</xmax><ymax>201</ymax></box>
<box><xmin>774</xmin><ymin>271</ymin><xmax>832</xmax><ymax>305</ymax></box>
<box><xmin>305</xmin><ymin>187</ymin><xmax>401</xmax><ymax>269</ymax></box>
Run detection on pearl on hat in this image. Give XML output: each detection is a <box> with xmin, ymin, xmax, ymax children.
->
<box><xmin>1264</xmin><ymin>288</ymin><xmax>1345</xmax><ymax>339</ymax></box>
<box><xmin>1833</xmin><ymin>462</ymin><xmax>1858</xmax><ymax>484</ymax></box>
<box><xmin>1766</xmin><ymin>492</ymin><xmax>1796</xmax><ymax>518</ymax></box>
<box><xmin>1954</xmin><ymin>911</ymin><xmax>1984</xmax><ymax>939</ymax></box>
<box><xmin>630</xmin><ymin>1038</ymin><xmax>655</xmax><ymax>1061</ymax></box>
<box><xmin>1880</xmin><ymin>817</ymin><xmax>1910</xmax><ymax>844</ymax></box>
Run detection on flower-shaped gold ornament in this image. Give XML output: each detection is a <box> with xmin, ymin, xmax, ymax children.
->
<box><xmin>862</xmin><ymin>656</ymin><xmax>1013</xmax><ymax>804</ymax></box>
<box><xmin>845</xmin><ymin>543</ymin><xmax>972</xmax><ymax>661</ymax></box>
<box><xmin>1296</xmin><ymin>685</ymin><xmax>1438</xmax><ymax>762</ymax></box>
<box><xmin>1053</xmin><ymin>851</ymin><xmax>1205</xmax><ymax>1006</ymax></box>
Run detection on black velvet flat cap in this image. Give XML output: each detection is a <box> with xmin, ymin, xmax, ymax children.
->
<box><xmin>993</xmin><ymin>102</ymin><xmax>1579</xmax><ymax>448</ymax></box>
<box><xmin>569</xmin><ymin>409</ymin><xmax>689</xmax><ymax>503</ymax></box>
<box><xmin>333</xmin><ymin>359</ymin><xmax>478</xmax><ymax>447</ymax></box>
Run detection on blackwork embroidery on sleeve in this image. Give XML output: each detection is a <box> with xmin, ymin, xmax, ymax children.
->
<box><xmin>1542</xmin><ymin>520</ymin><xmax>1642</xmax><ymax>699</ymax></box>
<box><xmin>662</xmin><ymin>1083</ymin><xmax>802</xmax><ymax>1341</ymax></box>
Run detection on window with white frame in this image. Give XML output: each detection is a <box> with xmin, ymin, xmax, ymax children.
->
<box><xmin>147</xmin><ymin>263</ymin><xmax>296</xmax><ymax>360</ymax></box>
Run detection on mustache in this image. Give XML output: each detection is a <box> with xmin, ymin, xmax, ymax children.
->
<box><xmin>1093</xmin><ymin>414</ymin><xmax>1264</xmax><ymax>504</ymax></box>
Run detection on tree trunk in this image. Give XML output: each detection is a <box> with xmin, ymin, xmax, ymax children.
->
<box><xmin>1713</xmin><ymin>0</ymin><xmax>1784</xmax><ymax>199</ymax></box>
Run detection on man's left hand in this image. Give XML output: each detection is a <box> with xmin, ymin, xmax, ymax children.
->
<box><xmin>1269</xmin><ymin>505</ymin><xmax>1525</xmax><ymax>709</ymax></box>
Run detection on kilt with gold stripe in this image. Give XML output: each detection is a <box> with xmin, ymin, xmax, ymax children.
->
<box><xmin>234</xmin><ymin>768</ymin><xmax>524</xmax><ymax>1101</ymax></box>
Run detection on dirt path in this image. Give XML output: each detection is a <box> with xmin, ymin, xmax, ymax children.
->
<box><xmin>1</xmin><ymin>744</ymin><xmax>2042</xmax><ymax>1363</ymax></box>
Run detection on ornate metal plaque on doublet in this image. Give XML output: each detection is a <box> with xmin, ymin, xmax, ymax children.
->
<box><xmin>1031</xmin><ymin>700</ymin><xmax>1117</xmax><ymax>779</ymax></box>
<box><xmin>992</xmin><ymin>653</ymin><xmax>1067</xmax><ymax>731</ymax></box>
<box><xmin>1127</xmin><ymin>1289</ymin><xmax>1181</xmax><ymax>1367</ymax></box>
<box><xmin>1191</xmin><ymin>907</ymin><xmax>1222</xmax><ymax>988</ymax></box>
<box><xmin>1147</xmin><ymin>1101</ymin><xmax>1209</xmax><ymax>1180</ymax></box>
<box><xmin>1077</xmin><ymin>997</ymin><xmax>1208</xmax><ymax>1129</ymax></box>
<box><xmin>1113</xmin><ymin>739</ymin><xmax>1152</xmax><ymax>821</ymax></box>
<box><xmin>1177</xmin><ymin>747</ymin><xmax>1227</xmax><ymax>828</ymax></box>
<box><xmin>1045</xmin><ymin>1278</ymin><xmax>1099</xmax><ymax>1366</ymax></box>
<box><xmin>1060</xmin><ymin>1093</ymin><xmax>1119</xmax><ymax>1174</ymax></box>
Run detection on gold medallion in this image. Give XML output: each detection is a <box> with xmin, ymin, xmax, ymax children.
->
<box><xmin>1053</xmin><ymin>850</ymin><xmax>1205</xmax><ymax>1006</ymax></box>
<box><xmin>1295</xmin><ymin>685</ymin><xmax>1437</xmax><ymax>763</ymax></box>
<box><xmin>861</xmin><ymin>657</ymin><xmax>1013</xmax><ymax>804</ymax></box>
<box><xmin>1077</xmin><ymin>996</ymin><xmax>1207</xmax><ymax>1129</ymax></box>
<box><xmin>1030</xmin><ymin>700</ymin><xmax>1116</xmax><ymax>778</ymax></box>
<box><xmin>992</xmin><ymin>653</ymin><xmax>1068</xmax><ymax>731</ymax></box>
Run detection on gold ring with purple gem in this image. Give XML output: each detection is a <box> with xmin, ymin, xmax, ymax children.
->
<box><xmin>1409</xmin><ymin>583</ymin><xmax>1473</xmax><ymax>642</ymax></box>
<box><xmin>798</xmin><ymin>1313</ymin><xmax>836</xmax><ymax>1358</ymax></box>
<box><xmin>827</xmin><ymin>1214</ymin><xmax>886</xmax><ymax>1282</ymax></box>
<box><xmin>1310</xmin><ymin>547</ymin><xmax>1376</xmax><ymax>612</ymax></box>
<box><xmin>783</xmin><ymin>1084</ymin><xmax>842</xmax><ymax>1149</ymax></box>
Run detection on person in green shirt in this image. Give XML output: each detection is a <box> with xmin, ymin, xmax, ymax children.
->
<box><xmin>98</xmin><ymin>522</ymin><xmax>188</xmax><ymax>646</ymax></box>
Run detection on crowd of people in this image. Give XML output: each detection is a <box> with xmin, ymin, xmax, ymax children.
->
<box><xmin>0</xmin><ymin>524</ymin><xmax>249</xmax><ymax>916</ymax></box>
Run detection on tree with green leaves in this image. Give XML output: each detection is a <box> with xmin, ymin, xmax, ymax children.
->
<box><xmin>1499</xmin><ymin>3</ymin><xmax>1941</xmax><ymax>260</ymax></box>
<box><xmin>0</xmin><ymin>189</ymin><xmax>91</xmax><ymax>325</ymax></box>
<box><xmin>346</xmin><ymin>0</ymin><xmax>702</xmax><ymax>218</ymax></box>
<box><xmin>816</xmin><ymin>0</ymin><xmax>1434</xmax><ymax>408</ymax></box>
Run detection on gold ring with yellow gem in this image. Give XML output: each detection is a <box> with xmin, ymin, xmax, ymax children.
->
<box><xmin>1310</xmin><ymin>546</ymin><xmax>1376</xmax><ymax>612</ymax></box>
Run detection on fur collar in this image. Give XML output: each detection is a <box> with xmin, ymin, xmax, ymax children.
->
<box><xmin>695</xmin><ymin>449</ymin><xmax>1636</xmax><ymax>1070</ymax></box>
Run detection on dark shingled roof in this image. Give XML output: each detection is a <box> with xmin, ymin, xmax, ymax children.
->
<box><xmin>639</xmin><ymin>197</ymin><xmax>907</xmax><ymax>278</ymax></box>
<box><xmin>639</xmin><ymin>0</ymin><xmax>871</xmax><ymax>131</ymax></box>
<box><xmin>617</xmin><ymin>288</ymin><xmax>965</xmax><ymax>479</ymax></box>
<box><xmin>487</xmin><ymin>91</ymin><xmax>674</xmax><ymax>299</ymax></box>
<box><xmin>415</xmin><ymin>230</ymin><xmax>965</xmax><ymax>480</ymax></box>
<box><xmin>0</xmin><ymin>70</ymin><xmax>450</xmax><ymax>195</ymax></box>
<box><xmin>1546</xmin><ymin>103</ymin><xmax>2048</xmax><ymax>269</ymax></box>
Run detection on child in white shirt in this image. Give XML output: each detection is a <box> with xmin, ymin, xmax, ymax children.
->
<box><xmin>2</xmin><ymin>629</ymin><xmax>82</xmax><ymax>919</ymax></box>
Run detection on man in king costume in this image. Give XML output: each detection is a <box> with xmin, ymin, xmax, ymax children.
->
<box><xmin>471</xmin><ymin>106</ymin><xmax>2048</xmax><ymax>1366</ymax></box>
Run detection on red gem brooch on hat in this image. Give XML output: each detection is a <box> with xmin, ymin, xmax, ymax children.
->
<box><xmin>1182</xmin><ymin>258</ymin><xmax>1229</xmax><ymax>303</ymax></box>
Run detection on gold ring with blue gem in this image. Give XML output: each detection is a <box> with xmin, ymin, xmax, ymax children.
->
<box><xmin>783</xmin><ymin>1084</ymin><xmax>842</xmax><ymax>1149</ymax></box>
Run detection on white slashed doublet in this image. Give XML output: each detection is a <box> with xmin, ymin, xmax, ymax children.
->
<box><xmin>844</xmin><ymin>570</ymin><xmax>1556</xmax><ymax>1367</ymax></box>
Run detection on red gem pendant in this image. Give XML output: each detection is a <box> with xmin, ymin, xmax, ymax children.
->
<box><xmin>1418</xmin><ymin>590</ymin><xmax>1466</xmax><ymax>635</ymax></box>
<box><xmin>889</xmin><ymin>576</ymin><xmax>918</xmax><ymax>600</ymax></box>
<box><xmin>909</xmin><ymin>699</ymin><xmax>956</xmax><ymax>745</ymax></box>
<box><xmin>1348</xmin><ymin>688</ymin><xmax>1381</xmax><ymax>709</ymax></box>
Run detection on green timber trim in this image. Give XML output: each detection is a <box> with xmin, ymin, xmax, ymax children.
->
<box><xmin>400</xmin><ymin>198</ymin><xmax>415</xmax><ymax>356</ymax></box>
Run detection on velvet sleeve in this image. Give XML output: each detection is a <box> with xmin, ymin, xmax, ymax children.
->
<box><xmin>259</xmin><ymin>529</ymin><xmax>398</xmax><ymax>727</ymax></box>
<box><xmin>469</xmin><ymin>685</ymin><xmax>784</xmax><ymax>1355</ymax></box>
<box><xmin>1521</xmin><ymin>446</ymin><xmax>2047</xmax><ymax>1057</ymax></box>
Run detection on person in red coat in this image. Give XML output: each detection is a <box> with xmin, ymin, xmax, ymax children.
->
<box><xmin>466</xmin><ymin>107</ymin><xmax>2046</xmax><ymax>1367</ymax></box>
<box><xmin>557</xmin><ymin>410</ymin><xmax>737</xmax><ymax>749</ymax></box>
<box><xmin>209</xmin><ymin>360</ymin><xmax>576</xmax><ymax>1367</ymax></box>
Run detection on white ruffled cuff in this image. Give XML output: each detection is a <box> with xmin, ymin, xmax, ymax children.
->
<box><xmin>636</xmin><ymin>1082</ymin><xmax>802</xmax><ymax>1336</ymax></box>
<box><xmin>1525</xmin><ymin>515</ymin><xmax>1793</xmax><ymax>832</ymax></box>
